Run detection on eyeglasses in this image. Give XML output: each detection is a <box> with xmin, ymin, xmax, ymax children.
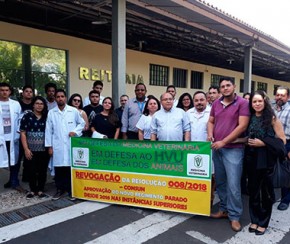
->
<box><xmin>35</xmin><ymin>102</ymin><xmax>44</xmax><ymax>105</ymax></box>
<box><xmin>162</xmin><ymin>98</ymin><xmax>173</xmax><ymax>102</ymax></box>
<box><xmin>73</xmin><ymin>99</ymin><xmax>81</xmax><ymax>103</ymax></box>
<box><xmin>135</xmin><ymin>89</ymin><xmax>145</xmax><ymax>92</ymax></box>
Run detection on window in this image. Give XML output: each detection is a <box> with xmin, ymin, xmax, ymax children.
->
<box><xmin>257</xmin><ymin>82</ymin><xmax>267</xmax><ymax>93</ymax></box>
<box><xmin>240</xmin><ymin>79</ymin><xmax>256</xmax><ymax>93</ymax></box>
<box><xmin>31</xmin><ymin>45</ymin><xmax>67</xmax><ymax>96</ymax></box>
<box><xmin>251</xmin><ymin>81</ymin><xmax>256</xmax><ymax>92</ymax></box>
<box><xmin>173</xmin><ymin>68</ymin><xmax>187</xmax><ymax>88</ymax></box>
<box><xmin>0</xmin><ymin>40</ymin><xmax>23</xmax><ymax>97</ymax></box>
<box><xmin>0</xmin><ymin>40</ymin><xmax>67</xmax><ymax>98</ymax></box>
<box><xmin>273</xmin><ymin>85</ymin><xmax>280</xmax><ymax>95</ymax></box>
<box><xmin>240</xmin><ymin>79</ymin><xmax>244</xmax><ymax>93</ymax></box>
<box><xmin>211</xmin><ymin>74</ymin><xmax>235</xmax><ymax>87</ymax></box>
<box><xmin>190</xmin><ymin>71</ymin><xmax>203</xmax><ymax>89</ymax></box>
<box><xmin>149</xmin><ymin>64</ymin><xmax>169</xmax><ymax>86</ymax></box>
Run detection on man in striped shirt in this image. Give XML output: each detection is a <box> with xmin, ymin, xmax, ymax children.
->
<box><xmin>273</xmin><ymin>86</ymin><xmax>290</xmax><ymax>211</ymax></box>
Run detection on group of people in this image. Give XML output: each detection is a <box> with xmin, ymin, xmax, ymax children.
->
<box><xmin>1</xmin><ymin>77</ymin><xmax>290</xmax><ymax>235</ymax></box>
<box><xmin>119</xmin><ymin>79</ymin><xmax>290</xmax><ymax>235</ymax></box>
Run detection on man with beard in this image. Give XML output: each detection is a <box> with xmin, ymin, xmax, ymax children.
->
<box><xmin>187</xmin><ymin>91</ymin><xmax>210</xmax><ymax>141</ymax></box>
<box><xmin>44</xmin><ymin>83</ymin><xmax>57</xmax><ymax>110</ymax></box>
<box><xmin>45</xmin><ymin>89</ymin><xmax>85</xmax><ymax>200</ymax></box>
<box><xmin>187</xmin><ymin>91</ymin><xmax>214</xmax><ymax>206</ymax></box>
<box><xmin>207</xmin><ymin>77</ymin><xmax>250</xmax><ymax>232</ymax></box>
<box><xmin>273</xmin><ymin>86</ymin><xmax>290</xmax><ymax>211</ymax></box>
<box><xmin>121</xmin><ymin>83</ymin><xmax>147</xmax><ymax>140</ymax></box>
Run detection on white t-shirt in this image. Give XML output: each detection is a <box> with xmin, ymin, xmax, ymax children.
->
<box><xmin>136</xmin><ymin>114</ymin><xmax>153</xmax><ymax>140</ymax></box>
<box><xmin>0</xmin><ymin>101</ymin><xmax>12</xmax><ymax>141</ymax></box>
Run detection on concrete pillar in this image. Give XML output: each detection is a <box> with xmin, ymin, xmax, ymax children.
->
<box><xmin>112</xmin><ymin>0</ymin><xmax>126</xmax><ymax>107</ymax></box>
<box><xmin>243</xmin><ymin>46</ymin><xmax>252</xmax><ymax>93</ymax></box>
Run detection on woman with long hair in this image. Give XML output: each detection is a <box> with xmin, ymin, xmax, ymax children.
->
<box><xmin>91</xmin><ymin>97</ymin><xmax>121</xmax><ymax>139</ymax></box>
<box><xmin>68</xmin><ymin>93</ymin><xmax>89</xmax><ymax>132</ymax></box>
<box><xmin>176</xmin><ymin>92</ymin><xmax>193</xmax><ymax>112</ymax></box>
<box><xmin>245</xmin><ymin>90</ymin><xmax>286</xmax><ymax>235</ymax></box>
<box><xmin>20</xmin><ymin>96</ymin><xmax>50</xmax><ymax>199</ymax></box>
<box><xmin>136</xmin><ymin>95</ymin><xmax>161</xmax><ymax>140</ymax></box>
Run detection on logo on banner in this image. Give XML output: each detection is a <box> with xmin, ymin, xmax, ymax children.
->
<box><xmin>72</xmin><ymin>147</ymin><xmax>89</xmax><ymax>167</ymax></box>
<box><xmin>194</xmin><ymin>155</ymin><xmax>203</xmax><ymax>168</ymax></box>
<box><xmin>187</xmin><ymin>154</ymin><xmax>210</xmax><ymax>178</ymax></box>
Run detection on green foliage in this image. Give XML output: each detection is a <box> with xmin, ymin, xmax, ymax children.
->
<box><xmin>31</xmin><ymin>46</ymin><xmax>66</xmax><ymax>74</ymax></box>
<box><xmin>0</xmin><ymin>40</ymin><xmax>22</xmax><ymax>69</ymax></box>
<box><xmin>0</xmin><ymin>40</ymin><xmax>67</xmax><ymax>97</ymax></box>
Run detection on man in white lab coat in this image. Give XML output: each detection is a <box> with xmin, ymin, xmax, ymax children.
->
<box><xmin>45</xmin><ymin>89</ymin><xmax>85</xmax><ymax>200</ymax></box>
<box><xmin>0</xmin><ymin>82</ymin><xmax>23</xmax><ymax>192</ymax></box>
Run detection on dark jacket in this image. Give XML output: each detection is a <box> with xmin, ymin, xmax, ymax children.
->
<box><xmin>245</xmin><ymin>137</ymin><xmax>286</xmax><ymax>169</ymax></box>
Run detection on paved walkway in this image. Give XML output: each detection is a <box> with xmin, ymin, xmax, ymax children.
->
<box><xmin>0</xmin><ymin>167</ymin><xmax>56</xmax><ymax>214</ymax></box>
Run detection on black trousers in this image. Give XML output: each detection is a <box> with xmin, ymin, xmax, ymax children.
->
<box><xmin>25</xmin><ymin>151</ymin><xmax>50</xmax><ymax>193</ymax></box>
<box><xmin>247</xmin><ymin>165</ymin><xmax>275</xmax><ymax>228</ymax></box>
<box><xmin>54</xmin><ymin>166</ymin><xmax>72</xmax><ymax>194</ymax></box>
<box><xmin>18</xmin><ymin>139</ymin><xmax>29</xmax><ymax>181</ymax></box>
<box><xmin>127</xmin><ymin>131</ymin><xmax>138</xmax><ymax>140</ymax></box>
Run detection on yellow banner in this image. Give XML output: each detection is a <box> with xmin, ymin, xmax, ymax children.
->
<box><xmin>72</xmin><ymin>168</ymin><xmax>211</xmax><ymax>215</ymax></box>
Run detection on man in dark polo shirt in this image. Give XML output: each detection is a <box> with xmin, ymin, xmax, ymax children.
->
<box><xmin>207</xmin><ymin>77</ymin><xmax>250</xmax><ymax>232</ymax></box>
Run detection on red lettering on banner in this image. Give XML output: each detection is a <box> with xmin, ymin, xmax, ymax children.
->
<box><xmin>75</xmin><ymin>171</ymin><xmax>121</xmax><ymax>182</ymax></box>
<box><xmin>165</xmin><ymin>196</ymin><xmax>187</xmax><ymax>202</ymax></box>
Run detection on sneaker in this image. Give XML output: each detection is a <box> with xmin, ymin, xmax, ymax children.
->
<box><xmin>38</xmin><ymin>192</ymin><xmax>49</xmax><ymax>199</ymax></box>
<box><xmin>68</xmin><ymin>194</ymin><xmax>76</xmax><ymax>201</ymax></box>
<box><xmin>52</xmin><ymin>190</ymin><xmax>66</xmax><ymax>201</ymax></box>
<box><xmin>4</xmin><ymin>181</ymin><xmax>11</xmax><ymax>188</ymax></box>
<box><xmin>277</xmin><ymin>202</ymin><xmax>289</xmax><ymax>211</ymax></box>
<box><xmin>26</xmin><ymin>192</ymin><xmax>35</xmax><ymax>199</ymax></box>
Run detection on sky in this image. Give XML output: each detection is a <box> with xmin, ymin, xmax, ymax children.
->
<box><xmin>204</xmin><ymin>0</ymin><xmax>290</xmax><ymax>47</ymax></box>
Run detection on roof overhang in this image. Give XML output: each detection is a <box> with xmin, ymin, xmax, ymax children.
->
<box><xmin>0</xmin><ymin>0</ymin><xmax>290</xmax><ymax>81</ymax></box>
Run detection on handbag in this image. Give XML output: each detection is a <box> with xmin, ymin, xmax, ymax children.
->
<box><xmin>269</xmin><ymin>159</ymin><xmax>290</xmax><ymax>188</ymax></box>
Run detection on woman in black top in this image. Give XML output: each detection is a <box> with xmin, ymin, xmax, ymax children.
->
<box><xmin>245</xmin><ymin>90</ymin><xmax>286</xmax><ymax>235</ymax></box>
<box><xmin>91</xmin><ymin>97</ymin><xmax>121</xmax><ymax>139</ymax></box>
<box><xmin>20</xmin><ymin>96</ymin><xmax>50</xmax><ymax>199</ymax></box>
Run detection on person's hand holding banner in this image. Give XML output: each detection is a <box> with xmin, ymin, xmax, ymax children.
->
<box><xmin>92</xmin><ymin>131</ymin><xmax>108</xmax><ymax>139</ymax></box>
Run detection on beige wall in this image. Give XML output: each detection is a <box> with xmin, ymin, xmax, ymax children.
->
<box><xmin>1</xmin><ymin>21</ymin><xmax>289</xmax><ymax>102</ymax></box>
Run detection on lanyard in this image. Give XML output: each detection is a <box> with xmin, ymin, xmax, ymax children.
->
<box><xmin>137</xmin><ymin>101</ymin><xmax>145</xmax><ymax>113</ymax></box>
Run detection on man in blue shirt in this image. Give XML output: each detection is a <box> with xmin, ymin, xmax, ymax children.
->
<box><xmin>121</xmin><ymin>83</ymin><xmax>147</xmax><ymax>140</ymax></box>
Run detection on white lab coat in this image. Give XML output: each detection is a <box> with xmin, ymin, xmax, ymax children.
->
<box><xmin>0</xmin><ymin>99</ymin><xmax>21</xmax><ymax>168</ymax></box>
<box><xmin>45</xmin><ymin>105</ymin><xmax>85</xmax><ymax>167</ymax></box>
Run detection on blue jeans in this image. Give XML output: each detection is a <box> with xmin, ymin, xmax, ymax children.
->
<box><xmin>6</xmin><ymin>141</ymin><xmax>20</xmax><ymax>187</ymax></box>
<box><xmin>212</xmin><ymin>147</ymin><xmax>244</xmax><ymax>221</ymax></box>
